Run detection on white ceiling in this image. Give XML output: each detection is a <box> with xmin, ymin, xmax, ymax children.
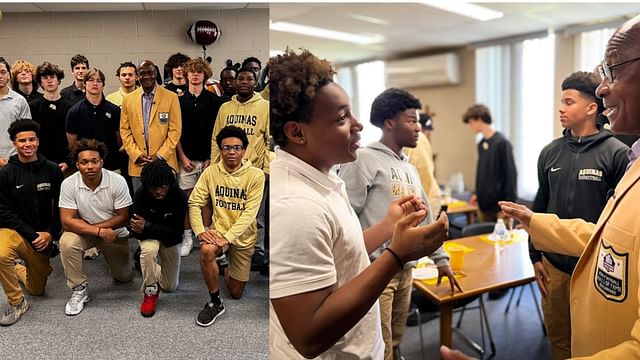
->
<box><xmin>0</xmin><ymin>2</ymin><xmax>268</xmax><ymax>13</ymax></box>
<box><xmin>270</xmin><ymin>2</ymin><xmax>640</xmax><ymax>65</ymax></box>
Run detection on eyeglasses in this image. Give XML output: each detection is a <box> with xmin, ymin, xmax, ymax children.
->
<box><xmin>221</xmin><ymin>145</ymin><xmax>244</xmax><ymax>152</ymax></box>
<box><xmin>599</xmin><ymin>56</ymin><xmax>640</xmax><ymax>83</ymax></box>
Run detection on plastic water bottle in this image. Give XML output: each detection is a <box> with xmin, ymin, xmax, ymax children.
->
<box><xmin>494</xmin><ymin>218</ymin><xmax>507</xmax><ymax>251</ymax></box>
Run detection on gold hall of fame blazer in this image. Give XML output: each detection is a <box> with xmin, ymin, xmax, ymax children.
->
<box><xmin>530</xmin><ymin>159</ymin><xmax>640</xmax><ymax>358</ymax></box>
<box><xmin>120</xmin><ymin>86</ymin><xmax>181</xmax><ymax>177</ymax></box>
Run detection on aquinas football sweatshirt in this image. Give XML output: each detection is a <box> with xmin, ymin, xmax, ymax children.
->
<box><xmin>339</xmin><ymin>142</ymin><xmax>449</xmax><ymax>268</ymax></box>
<box><xmin>210</xmin><ymin>92</ymin><xmax>270</xmax><ymax>174</ymax></box>
<box><xmin>188</xmin><ymin>159</ymin><xmax>265</xmax><ymax>249</ymax></box>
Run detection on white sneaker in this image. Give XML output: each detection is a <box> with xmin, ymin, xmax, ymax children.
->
<box><xmin>0</xmin><ymin>297</ymin><xmax>29</xmax><ymax>326</ymax></box>
<box><xmin>65</xmin><ymin>284</ymin><xmax>89</xmax><ymax>316</ymax></box>
<box><xmin>180</xmin><ymin>233</ymin><xmax>193</xmax><ymax>257</ymax></box>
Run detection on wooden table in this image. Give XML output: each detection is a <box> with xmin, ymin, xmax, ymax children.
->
<box><xmin>446</xmin><ymin>202</ymin><xmax>478</xmax><ymax>224</ymax></box>
<box><xmin>413</xmin><ymin>234</ymin><xmax>535</xmax><ymax>357</ymax></box>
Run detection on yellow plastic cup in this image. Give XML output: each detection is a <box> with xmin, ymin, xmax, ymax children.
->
<box><xmin>449</xmin><ymin>245</ymin><xmax>465</xmax><ymax>271</ymax></box>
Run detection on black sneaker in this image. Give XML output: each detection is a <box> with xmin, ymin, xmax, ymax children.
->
<box><xmin>196</xmin><ymin>301</ymin><xmax>225</xmax><ymax>327</ymax></box>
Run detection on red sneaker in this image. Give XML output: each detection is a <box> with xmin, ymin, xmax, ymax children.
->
<box><xmin>141</xmin><ymin>286</ymin><xmax>159</xmax><ymax>317</ymax></box>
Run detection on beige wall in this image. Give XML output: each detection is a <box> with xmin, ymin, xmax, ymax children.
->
<box><xmin>410</xmin><ymin>48</ymin><xmax>478</xmax><ymax>191</ymax></box>
<box><xmin>408</xmin><ymin>34</ymin><xmax>584</xmax><ymax>193</ymax></box>
<box><xmin>0</xmin><ymin>8</ymin><xmax>269</xmax><ymax>94</ymax></box>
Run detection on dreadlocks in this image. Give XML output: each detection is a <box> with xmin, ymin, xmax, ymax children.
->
<box><xmin>140</xmin><ymin>159</ymin><xmax>176</xmax><ymax>189</ymax></box>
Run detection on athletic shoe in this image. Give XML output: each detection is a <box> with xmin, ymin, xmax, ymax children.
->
<box><xmin>83</xmin><ymin>247</ymin><xmax>100</xmax><ymax>260</ymax></box>
<box><xmin>196</xmin><ymin>301</ymin><xmax>225</xmax><ymax>327</ymax></box>
<box><xmin>140</xmin><ymin>284</ymin><xmax>160</xmax><ymax>317</ymax></box>
<box><xmin>65</xmin><ymin>283</ymin><xmax>89</xmax><ymax>316</ymax></box>
<box><xmin>0</xmin><ymin>298</ymin><xmax>29</xmax><ymax>326</ymax></box>
<box><xmin>180</xmin><ymin>233</ymin><xmax>193</xmax><ymax>257</ymax></box>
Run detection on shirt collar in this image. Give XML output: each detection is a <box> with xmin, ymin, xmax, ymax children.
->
<box><xmin>628</xmin><ymin>139</ymin><xmax>640</xmax><ymax>166</ymax></box>
<box><xmin>78</xmin><ymin>169</ymin><xmax>109</xmax><ymax>190</ymax></box>
<box><xmin>275</xmin><ymin>148</ymin><xmax>344</xmax><ymax>191</ymax></box>
<box><xmin>143</xmin><ymin>85</ymin><xmax>157</xmax><ymax>97</ymax></box>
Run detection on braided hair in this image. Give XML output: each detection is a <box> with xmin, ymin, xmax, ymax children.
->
<box><xmin>140</xmin><ymin>159</ymin><xmax>176</xmax><ymax>189</ymax></box>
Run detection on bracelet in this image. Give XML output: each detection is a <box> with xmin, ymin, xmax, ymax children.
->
<box><xmin>97</xmin><ymin>228</ymin><xmax>101</xmax><ymax>237</ymax></box>
<box><xmin>385</xmin><ymin>247</ymin><xmax>404</xmax><ymax>268</ymax></box>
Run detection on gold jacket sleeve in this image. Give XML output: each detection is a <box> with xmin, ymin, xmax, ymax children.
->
<box><xmin>529</xmin><ymin>213</ymin><xmax>595</xmax><ymax>257</ymax></box>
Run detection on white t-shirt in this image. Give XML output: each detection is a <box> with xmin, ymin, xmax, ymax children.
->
<box><xmin>59</xmin><ymin>168</ymin><xmax>132</xmax><ymax>238</ymax></box>
<box><xmin>270</xmin><ymin>149</ymin><xmax>384</xmax><ymax>360</ymax></box>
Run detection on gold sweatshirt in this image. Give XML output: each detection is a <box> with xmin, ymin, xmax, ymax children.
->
<box><xmin>210</xmin><ymin>92</ymin><xmax>270</xmax><ymax>174</ymax></box>
<box><xmin>188</xmin><ymin>159</ymin><xmax>265</xmax><ymax>249</ymax></box>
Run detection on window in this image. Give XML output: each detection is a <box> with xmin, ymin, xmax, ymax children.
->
<box><xmin>575</xmin><ymin>27</ymin><xmax>615</xmax><ymax>72</ymax></box>
<box><xmin>336</xmin><ymin>61</ymin><xmax>386</xmax><ymax>147</ymax></box>
<box><xmin>475</xmin><ymin>34</ymin><xmax>555</xmax><ymax>201</ymax></box>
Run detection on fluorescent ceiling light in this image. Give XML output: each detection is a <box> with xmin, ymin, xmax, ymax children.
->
<box><xmin>270</xmin><ymin>21</ymin><xmax>383</xmax><ymax>45</ymax></box>
<box><xmin>419</xmin><ymin>1</ymin><xmax>503</xmax><ymax>21</ymax></box>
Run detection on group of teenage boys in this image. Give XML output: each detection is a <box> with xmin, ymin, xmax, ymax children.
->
<box><xmin>269</xmin><ymin>32</ymin><xmax>637</xmax><ymax>358</ymax></box>
<box><xmin>0</xmin><ymin>52</ymin><xmax>269</xmax><ymax>328</ymax></box>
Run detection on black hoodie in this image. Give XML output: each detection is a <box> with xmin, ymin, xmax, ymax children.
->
<box><xmin>529</xmin><ymin>128</ymin><xmax>629</xmax><ymax>274</ymax></box>
<box><xmin>0</xmin><ymin>154</ymin><xmax>63</xmax><ymax>247</ymax></box>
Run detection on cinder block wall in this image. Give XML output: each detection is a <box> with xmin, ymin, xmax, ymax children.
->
<box><xmin>0</xmin><ymin>8</ymin><xmax>269</xmax><ymax>94</ymax></box>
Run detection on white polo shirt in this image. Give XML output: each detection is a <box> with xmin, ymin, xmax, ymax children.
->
<box><xmin>270</xmin><ymin>149</ymin><xmax>384</xmax><ymax>359</ymax></box>
<box><xmin>0</xmin><ymin>89</ymin><xmax>31</xmax><ymax>158</ymax></box>
<box><xmin>59</xmin><ymin>168</ymin><xmax>132</xmax><ymax>238</ymax></box>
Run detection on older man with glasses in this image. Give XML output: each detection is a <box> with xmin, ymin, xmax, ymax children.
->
<box><xmin>120</xmin><ymin>60</ymin><xmax>181</xmax><ymax>194</ymax></box>
<box><xmin>443</xmin><ymin>14</ymin><xmax>640</xmax><ymax>360</ymax></box>
<box><xmin>436</xmin><ymin>15</ymin><xmax>640</xmax><ymax>360</ymax></box>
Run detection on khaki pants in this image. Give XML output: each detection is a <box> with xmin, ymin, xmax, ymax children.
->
<box><xmin>541</xmin><ymin>257</ymin><xmax>572</xmax><ymax>360</ymax></box>
<box><xmin>139</xmin><ymin>239</ymin><xmax>180</xmax><ymax>292</ymax></box>
<box><xmin>379</xmin><ymin>267</ymin><xmax>413</xmax><ymax>360</ymax></box>
<box><xmin>0</xmin><ymin>229</ymin><xmax>51</xmax><ymax>305</ymax></box>
<box><xmin>59</xmin><ymin>231</ymin><xmax>132</xmax><ymax>289</ymax></box>
<box><xmin>228</xmin><ymin>245</ymin><xmax>254</xmax><ymax>282</ymax></box>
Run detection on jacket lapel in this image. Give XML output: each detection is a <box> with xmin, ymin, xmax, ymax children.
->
<box><xmin>573</xmin><ymin>159</ymin><xmax>640</xmax><ymax>273</ymax></box>
<box><xmin>149</xmin><ymin>88</ymin><xmax>160</xmax><ymax>126</ymax></box>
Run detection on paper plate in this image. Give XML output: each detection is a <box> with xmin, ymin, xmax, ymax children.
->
<box><xmin>413</xmin><ymin>266</ymin><xmax>438</xmax><ymax>280</ymax></box>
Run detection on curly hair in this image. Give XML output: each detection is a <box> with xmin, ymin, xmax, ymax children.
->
<box><xmin>269</xmin><ymin>49</ymin><xmax>336</xmax><ymax>147</ymax></box>
<box><xmin>8</xmin><ymin>119</ymin><xmax>40</xmax><ymax>141</ymax></box>
<box><xmin>370</xmin><ymin>88</ymin><xmax>422</xmax><ymax>129</ymax></box>
<box><xmin>70</xmin><ymin>138</ymin><xmax>108</xmax><ymax>163</ymax></box>
<box><xmin>462</xmin><ymin>104</ymin><xmax>492</xmax><ymax>124</ymax></box>
<box><xmin>216</xmin><ymin>125</ymin><xmax>249</xmax><ymax>149</ymax></box>
<box><xmin>35</xmin><ymin>62</ymin><xmax>65</xmax><ymax>85</ymax></box>
<box><xmin>166</xmin><ymin>53</ymin><xmax>190</xmax><ymax>70</ymax></box>
<box><xmin>10</xmin><ymin>60</ymin><xmax>36</xmax><ymax>90</ymax></box>
<box><xmin>184</xmin><ymin>57</ymin><xmax>212</xmax><ymax>80</ymax></box>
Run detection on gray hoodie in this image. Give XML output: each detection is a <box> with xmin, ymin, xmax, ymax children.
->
<box><xmin>339</xmin><ymin>142</ymin><xmax>449</xmax><ymax>268</ymax></box>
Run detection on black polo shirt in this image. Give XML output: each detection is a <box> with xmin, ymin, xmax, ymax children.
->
<box><xmin>29</xmin><ymin>96</ymin><xmax>71</xmax><ymax>165</ymax></box>
<box><xmin>165</xmin><ymin>82</ymin><xmax>188</xmax><ymax>96</ymax></box>
<box><xmin>65</xmin><ymin>97</ymin><xmax>121</xmax><ymax>170</ymax></box>
<box><xmin>16</xmin><ymin>84</ymin><xmax>43</xmax><ymax>103</ymax></box>
<box><xmin>179</xmin><ymin>89</ymin><xmax>229</xmax><ymax>161</ymax></box>
<box><xmin>61</xmin><ymin>83</ymin><xmax>85</xmax><ymax>107</ymax></box>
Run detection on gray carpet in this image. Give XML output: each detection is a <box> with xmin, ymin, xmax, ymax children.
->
<box><xmin>401</xmin><ymin>284</ymin><xmax>552</xmax><ymax>359</ymax></box>
<box><xmin>0</xmin><ymin>240</ymin><xmax>268</xmax><ymax>360</ymax></box>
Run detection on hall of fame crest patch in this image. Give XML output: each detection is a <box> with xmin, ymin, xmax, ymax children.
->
<box><xmin>594</xmin><ymin>242</ymin><xmax>628</xmax><ymax>303</ymax></box>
